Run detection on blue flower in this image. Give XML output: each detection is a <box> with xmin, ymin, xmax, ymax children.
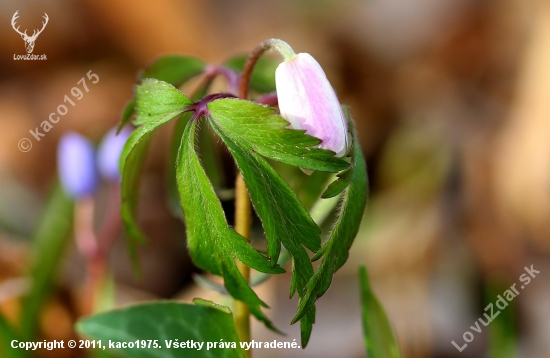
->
<box><xmin>97</xmin><ymin>127</ymin><xmax>132</xmax><ymax>182</ymax></box>
<box><xmin>57</xmin><ymin>132</ymin><xmax>98</xmax><ymax>198</ymax></box>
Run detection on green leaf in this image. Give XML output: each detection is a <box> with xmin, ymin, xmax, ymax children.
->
<box><xmin>120</xmin><ymin>130</ymin><xmax>150</xmax><ymax>265</ymax></box>
<box><xmin>207</xmin><ymin>116</ymin><xmax>318</xmax><ymax>346</ymax></box>
<box><xmin>77</xmin><ymin>301</ymin><xmax>244</xmax><ymax>358</ymax></box>
<box><xmin>118</xmin><ymin>99</ymin><xmax>136</xmax><ymax>133</ymax></box>
<box><xmin>121</xmin><ymin>56</ymin><xmax>204</xmax><ymax>129</ymax></box>
<box><xmin>167</xmin><ymin>114</ymin><xmax>226</xmax><ymax>218</ymax></box>
<box><xmin>192</xmin><ymin>297</ymin><xmax>233</xmax><ymax>314</ymax></box>
<box><xmin>133</xmin><ymin>79</ymin><xmax>193</xmax><ymax>125</ymax></box>
<box><xmin>120</xmin><ymin>79</ymin><xmax>191</xmax><ymax>267</ymax></box>
<box><xmin>197</xmin><ymin>119</ymin><xmax>225</xmax><ymax>189</ymax></box>
<box><xmin>196</xmin><ymin>172</ymin><xmax>339</xmax><ymax>298</ymax></box>
<box><xmin>21</xmin><ymin>184</ymin><xmax>73</xmax><ymax>340</ymax></box>
<box><xmin>195</xmin><ymin>249</ymin><xmax>292</xmax><ymax>294</ymax></box>
<box><xmin>292</xmin><ymin>109</ymin><xmax>368</xmax><ymax>323</ymax></box>
<box><xmin>0</xmin><ymin>312</ymin><xmax>27</xmax><ymax>358</ymax></box>
<box><xmin>208</xmin><ymin>99</ymin><xmax>349</xmax><ymax>173</ymax></box>
<box><xmin>140</xmin><ymin>55</ymin><xmax>206</xmax><ymax>87</ymax></box>
<box><xmin>166</xmin><ymin>79</ymin><xmax>225</xmax><ymax>218</ymax></box>
<box><xmin>321</xmin><ymin>167</ymin><xmax>352</xmax><ymax>199</ymax></box>
<box><xmin>176</xmin><ymin>119</ymin><xmax>284</xmax><ymax>331</ymax></box>
<box><xmin>284</xmin><ymin>169</ymin><xmax>334</xmax><ymax>210</ymax></box>
<box><xmin>486</xmin><ymin>280</ymin><xmax>517</xmax><ymax>358</ymax></box>
<box><xmin>359</xmin><ymin>266</ymin><xmax>402</xmax><ymax>358</ymax></box>
<box><xmin>208</xmin><ymin>117</ymin><xmax>322</xmax><ymax>258</ymax></box>
<box><xmin>166</xmin><ymin>113</ymin><xmax>192</xmax><ymax>217</ymax></box>
<box><xmin>225</xmin><ymin>55</ymin><xmax>278</xmax><ymax>94</ymax></box>
<box><xmin>248</xmin><ymin>192</ymin><xmax>341</xmax><ymax>289</ymax></box>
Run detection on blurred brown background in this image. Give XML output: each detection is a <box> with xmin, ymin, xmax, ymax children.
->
<box><xmin>1</xmin><ymin>0</ymin><xmax>550</xmax><ymax>357</ymax></box>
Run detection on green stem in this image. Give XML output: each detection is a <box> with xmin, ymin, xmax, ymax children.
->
<box><xmin>233</xmin><ymin>38</ymin><xmax>294</xmax><ymax>357</ymax></box>
<box><xmin>234</xmin><ymin>174</ymin><xmax>251</xmax><ymax>357</ymax></box>
<box><xmin>235</xmin><ymin>52</ymin><xmax>253</xmax><ymax>355</ymax></box>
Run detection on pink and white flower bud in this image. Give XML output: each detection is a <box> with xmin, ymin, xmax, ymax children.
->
<box><xmin>275</xmin><ymin>53</ymin><xmax>348</xmax><ymax>157</ymax></box>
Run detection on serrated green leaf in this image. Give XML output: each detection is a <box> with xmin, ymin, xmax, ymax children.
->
<box><xmin>166</xmin><ymin>80</ymin><xmax>225</xmax><ymax>218</ymax></box>
<box><xmin>177</xmin><ymin>119</ymin><xmax>284</xmax><ymax>331</ymax></box>
<box><xmin>120</xmin><ymin>79</ymin><xmax>191</xmax><ymax>267</ymax></box>
<box><xmin>140</xmin><ymin>55</ymin><xmax>205</xmax><ymax>87</ymax></box>
<box><xmin>250</xmin><ymin>250</ymin><xmax>290</xmax><ymax>287</ymax></box>
<box><xmin>210</xmin><ymin>118</ymin><xmax>322</xmax><ymax>258</ymax></box>
<box><xmin>225</xmin><ymin>55</ymin><xmax>278</xmax><ymax>94</ymax></box>
<box><xmin>208</xmin><ymin>118</ymin><xmax>318</xmax><ymax>346</ymax></box>
<box><xmin>167</xmin><ymin>113</ymin><xmax>225</xmax><ymax>218</ymax></box>
<box><xmin>359</xmin><ymin>266</ymin><xmax>402</xmax><ymax>358</ymax></box>
<box><xmin>287</xmin><ymin>169</ymin><xmax>334</xmax><ymax>210</ymax></box>
<box><xmin>193</xmin><ymin>298</ymin><xmax>233</xmax><ymax>315</ymax></box>
<box><xmin>121</xmin><ymin>56</ymin><xmax>204</xmax><ymax>129</ymax></box>
<box><xmin>321</xmin><ymin>167</ymin><xmax>352</xmax><ymax>198</ymax></box>
<box><xmin>247</xmin><ymin>191</ymin><xmax>341</xmax><ymax>290</ymax></box>
<box><xmin>292</xmin><ymin>111</ymin><xmax>368</xmax><ymax>323</ymax></box>
<box><xmin>133</xmin><ymin>79</ymin><xmax>193</xmax><ymax>125</ymax></box>
<box><xmin>208</xmin><ymin>99</ymin><xmax>349</xmax><ymax>173</ymax></box>
<box><xmin>77</xmin><ymin>301</ymin><xmax>244</xmax><ymax>358</ymax></box>
<box><xmin>21</xmin><ymin>184</ymin><xmax>73</xmax><ymax>340</ymax></box>
<box><xmin>195</xmin><ymin>249</ymin><xmax>291</xmax><ymax>297</ymax></box>
<box><xmin>320</xmin><ymin>106</ymin><xmax>357</xmax><ymax>198</ymax></box>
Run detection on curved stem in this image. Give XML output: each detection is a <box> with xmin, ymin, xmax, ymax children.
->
<box><xmin>255</xmin><ymin>92</ymin><xmax>278</xmax><ymax>106</ymax></box>
<box><xmin>204</xmin><ymin>65</ymin><xmax>241</xmax><ymax>96</ymax></box>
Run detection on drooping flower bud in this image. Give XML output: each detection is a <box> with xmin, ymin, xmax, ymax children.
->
<box><xmin>97</xmin><ymin>126</ymin><xmax>132</xmax><ymax>182</ymax></box>
<box><xmin>275</xmin><ymin>52</ymin><xmax>349</xmax><ymax>157</ymax></box>
<box><xmin>57</xmin><ymin>132</ymin><xmax>98</xmax><ymax>198</ymax></box>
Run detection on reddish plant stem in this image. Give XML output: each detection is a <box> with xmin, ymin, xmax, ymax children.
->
<box><xmin>239</xmin><ymin>38</ymin><xmax>294</xmax><ymax>100</ymax></box>
<box><xmin>75</xmin><ymin>184</ymin><xmax>122</xmax><ymax>315</ymax></box>
<box><xmin>74</xmin><ymin>197</ymin><xmax>99</xmax><ymax>315</ymax></box>
<box><xmin>255</xmin><ymin>92</ymin><xmax>278</xmax><ymax>106</ymax></box>
<box><xmin>97</xmin><ymin>182</ymin><xmax>122</xmax><ymax>254</ymax></box>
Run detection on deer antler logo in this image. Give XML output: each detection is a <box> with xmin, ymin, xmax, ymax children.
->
<box><xmin>11</xmin><ymin>11</ymin><xmax>49</xmax><ymax>54</ymax></box>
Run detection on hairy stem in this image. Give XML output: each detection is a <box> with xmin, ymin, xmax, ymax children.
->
<box><xmin>234</xmin><ymin>174</ymin><xmax>252</xmax><ymax>356</ymax></box>
<box><xmin>233</xmin><ymin>39</ymin><xmax>293</xmax><ymax>357</ymax></box>
<box><xmin>239</xmin><ymin>38</ymin><xmax>295</xmax><ymax>99</ymax></box>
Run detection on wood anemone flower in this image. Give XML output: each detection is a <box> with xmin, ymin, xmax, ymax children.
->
<box><xmin>275</xmin><ymin>52</ymin><xmax>349</xmax><ymax>157</ymax></box>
